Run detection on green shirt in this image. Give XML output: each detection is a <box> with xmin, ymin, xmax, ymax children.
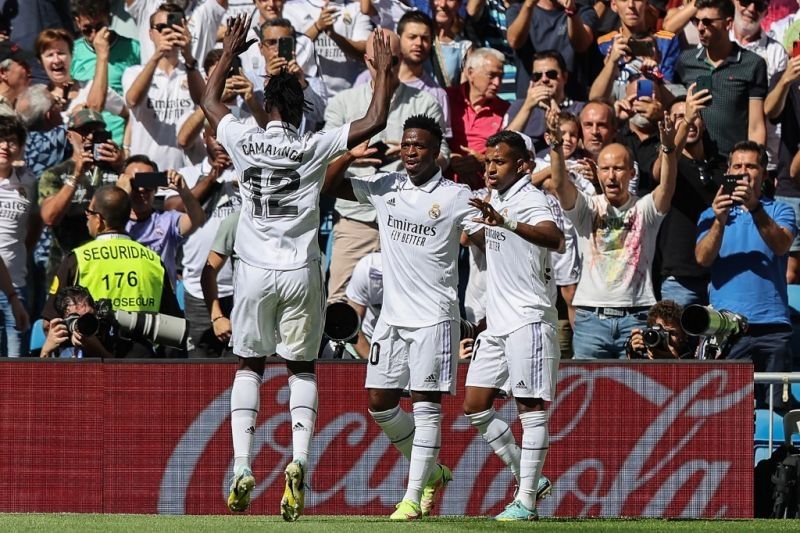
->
<box><xmin>71</xmin><ymin>35</ymin><xmax>140</xmax><ymax>143</ymax></box>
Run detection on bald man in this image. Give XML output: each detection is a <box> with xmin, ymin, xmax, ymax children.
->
<box><xmin>323</xmin><ymin>29</ymin><xmax>450</xmax><ymax>304</ymax></box>
<box><xmin>549</xmin><ymin>106</ymin><xmax>679</xmax><ymax>359</ymax></box>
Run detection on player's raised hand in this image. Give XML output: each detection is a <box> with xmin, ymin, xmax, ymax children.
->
<box><xmin>469</xmin><ymin>197</ymin><xmax>506</xmax><ymax>227</ymax></box>
<box><xmin>545</xmin><ymin>100</ymin><xmax>561</xmax><ymax>142</ymax></box>
<box><xmin>367</xmin><ymin>28</ymin><xmax>399</xmax><ymax>86</ymax></box>
<box><xmin>223</xmin><ymin>14</ymin><xmax>257</xmax><ymax>57</ymax></box>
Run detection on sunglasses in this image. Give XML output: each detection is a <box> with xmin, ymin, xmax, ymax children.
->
<box><xmin>532</xmin><ymin>69</ymin><xmax>559</xmax><ymax>82</ymax></box>
<box><xmin>739</xmin><ymin>0</ymin><xmax>768</xmax><ymax>11</ymax></box>
<box><xmin>690</xmin><ymin>16</ymin><xmax>726</xmax><ymax>26</ymax></box>
<box><xmin>80</xmin><ymin>22</ymin><xmax>105</xmax><ymax>37</ymax></box>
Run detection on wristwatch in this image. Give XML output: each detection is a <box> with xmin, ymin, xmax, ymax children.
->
<box><xmin>660</xmin><ymin>144</ymin><xmax>675</xmax><ymax>154</ymax></box>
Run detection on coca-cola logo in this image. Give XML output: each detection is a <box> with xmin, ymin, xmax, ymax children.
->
<box><xmin>157</xmin><ymin>365</ymin><xmax>751</xmax><ymax>517</ymax></box>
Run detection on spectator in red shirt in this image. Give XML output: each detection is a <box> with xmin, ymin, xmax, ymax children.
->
<box><xmin>446</xmin><ymin>47</ymin><xmax>509</xmax><ymax>189</ymax></box>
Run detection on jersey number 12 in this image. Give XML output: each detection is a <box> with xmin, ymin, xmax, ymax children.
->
<box><xmin>242</xmin><ymin>167</ymin><xmax>301</xmax><ymax>218</ymax></box>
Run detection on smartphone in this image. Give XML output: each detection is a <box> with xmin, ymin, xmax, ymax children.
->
<box><xmin>695</xmin><ymin>75</ymin><xmax>713</xmax><ymax>100</ymax></box>
<box><xmin>636</xmin><ymin>78</ymin><xmax>654</xmax><ymax>100</ymax></box>
<box><xmin>628</xmin><ymin>39</ymin><xmax>655</xmax><ymax>57</ymax></box>
<box><xmin>133</xmin><ymin>171</ymin><xmax>169</xmax><ymax>190</ymax></box>
<box><xmin>92</xmin><ymin>130</ymin><xmax>112</xmax><ymax>160</ymax></box>
<box><xmin>278</xmin><ymin>36</ymin><xmax>295</xmax><ymax>61</ymax></box>
<box><xmin>793</xmin><ymin>41</ymin><xmax>800</xmax><ymax>58</ymax></box>
<box><xmin>228</xmin><ymin>55</ymin><xmax>242</xmax><ymax>77</ymax></box>
<box><xmin>722</xmin><ymin>174</ymin><xmax>746</xmax><ymax>203</ymax></box>
<box><xmin>166</xmin><ymin>13</ymin><xmax>183</xmax><ymax>28</ymax></box>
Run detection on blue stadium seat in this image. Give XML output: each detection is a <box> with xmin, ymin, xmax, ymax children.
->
<box><xmin>755</xmin><ymin>408</ymin><xmax>784</xmax><ymax>443</ymax></box>
<box><xmin>29</xmin><ymin>319</ymin><xmax>45</xmax><ymax>353</ymax></box>
<box><xmin>175</xmin><ymin>279</ymin><xmax>185</xmax><ymax>312</ymax></box>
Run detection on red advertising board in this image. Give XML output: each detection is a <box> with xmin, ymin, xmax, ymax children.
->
<box><xmin>0</xmin><ymin>360</ymin><xmax>753</xmax><ymax>517</ymax></box>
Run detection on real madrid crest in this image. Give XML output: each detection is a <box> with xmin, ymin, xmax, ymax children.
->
<box><xmin>429</xmin><ymin>203</ymin><xmax>441</xmax><ymax>219</ymax></box>
<box><xmin>502</xmin><ymin>208</ymin><xmax>510</xmax><ymax>218</ymax></box>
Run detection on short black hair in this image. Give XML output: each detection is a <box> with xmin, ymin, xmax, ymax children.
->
<box><xmin>204</xmin><ymin>49</ymin><xmax>224</xmax><ymax>73</ymax></box>
<box><xmin>71</xmin><ymin>0</ymin><xmax>110</xmax><ymax>19</ymax></box>
<box><xmin>647</xmin><ymin>300</ymin><xmax>683</xmax><ymax>328</ymax></box>
<box><xmin>261</xmin><ymin>17</ymin><xmax>295</xmax><ymax>34</ymax></box>
<box><xmin>403</xmin><ymin>114</ymin><xmax>442</xmax><ymax>145</ymax></box>
<box><xmin>54</xmin><ymin>285</ymin><xmax>95</xmax><ymax>318</ymax></box>
<box><xmin>397</xmin><ymin>11</ymin><xmax>434</xmax><ymax>38</ymax></box>
<box><xmin>729</xmin><ymin>140</ymin><xmax>769</xmax><ymax>170</ymax></box>
<box><xmin>532</xmin><ymin>50</ymin><xmax>567</xmax><ymax>74</ymax></box>
<box><xmin>0</xmin><ymin>115</ymin><xmax>26</xmax><ymax>147</ymax></box>
<box><xmin>149</xmin><ymin>2</ymin><xmax>184</xmax><ymax>27</ymax></box>
<box><xmin>695</xmin><ymin>0</ymin><xmax>734</xmax><ymax>18</ymax></box>
<box><xmin>669</xmin><ymin>95</ymin><xmax>687</xmax><ymax>110</ymax></box>
<box><xmin>123</xmin><ymin>154</ymin><xmax>159</xmax><ymax>172</ymax></box>
<box><xmin>93</xmin><ymin>185</ymin><xmax>131</xmax><ymax>230</ymax></box>
<box><xmin>486</xmin><ymin>130</ymin><xmax>529</xmax><ymax>161</ymax></box>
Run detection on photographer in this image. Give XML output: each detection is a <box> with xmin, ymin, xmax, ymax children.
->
<box><xmin>41</xmin><ymin>286</ymin><xmax>111</xmax><ymax>358</ymax></box>
<box><xmin>626</xmin><ymin>300</ymin><xmax>695</xmax><ymax>359</ymax></box>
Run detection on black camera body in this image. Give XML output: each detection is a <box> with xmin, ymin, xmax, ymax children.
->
<box><xmin>642</xmin><ymin>325</ymin><xmax>669</xmax><ymax>349</ymax></box>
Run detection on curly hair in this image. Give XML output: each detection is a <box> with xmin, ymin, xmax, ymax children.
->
<box><xmin>263</xmin><ymin>71</ymin><xmax>309</xmax><ymax>128</ymax></box>
<box><xmin>647</xmin><ymin>300</ymin><xmax>683</xmax><ymax>328</ymax></box>
<box><xmin>402</xmin><ymin>114</ymin><xmax>442</xmax><ymax>145</ymax></box>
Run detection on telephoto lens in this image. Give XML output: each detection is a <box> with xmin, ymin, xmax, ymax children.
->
<box><xmin>64</xmin><ymin>312</ymin><xmax>100</xmax><ymax>337</ymax></box>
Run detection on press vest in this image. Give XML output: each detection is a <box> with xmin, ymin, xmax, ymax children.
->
<box><xmin>74</xmin><ymin>236</ymin><xmax>164</xmax><ymax>312</ymax></box>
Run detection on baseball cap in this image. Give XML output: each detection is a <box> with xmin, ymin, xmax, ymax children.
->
<box><xmin>0</xmin><ymin>42</ymin><xmax>35</xmax><ymax>65</ymax></box>
<box><xmin>68</xmin><ymin>109</ymin><xmax>106</xmax><ymax>130</ymax></box>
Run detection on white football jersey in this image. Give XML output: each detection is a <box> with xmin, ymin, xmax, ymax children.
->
<box><xmin>345</xmin><ymin>252</ymin><xmax>383</xmax><ymax>338</ymax></box>
<box><xmin>217</xmin><ymin>114</ymin><xmax>349</xmax><ymax>270</ymax></box>
<box><xmin>483</xmin><ymin>177</ymin><xmax>558</xmax><ymax>335</ymax></box>
<box><xmin>353</xmin><ymin>171</ymin><xmax>480</xmax><ymax>328</ymax></box>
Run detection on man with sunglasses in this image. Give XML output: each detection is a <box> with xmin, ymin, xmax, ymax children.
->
<box><xmin>504</xmin><ymin>50</ymin><xmax>585</xmax><ymax>154</ymax></box>
<box><xmin>675</xmin><ymin>0</ymin><xmax>767</xmax><ymax>157</ymax></box>
<box><xmin>71</xmin><ymin>0</ymin><xmax>140</xmax><ymax>144</ymax></box>
<box><xmin>122</xmin><ymin>3</ymin><xmax>205</xmax><ymax>171</ymax></box>
<box><xmin>39</xmin><ymin>109</ymin><xmax>125</xmax><ymax>283</ymax></box>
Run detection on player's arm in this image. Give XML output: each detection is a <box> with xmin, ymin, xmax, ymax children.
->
<box><xmin>323</xmin><ymin>141</ymin><xmax>379</xmax><ymax>200</ymax></box>
<box><xmin>201</xmin><ymin>14</ymin><xmax>256</xmax><ymax>133</ymax></box>
<box><xmin>470</xmin><ymin>197</ymin><xmax>564</xmax><ymax>250</ymax></box>
<box><xmin>462</xmin><ymin>228</ymin><xmax>485</xmax><ymax>253</ymax></box>
<box><xmin>346</xmin><ymin>29</ymin><xmax>400</xmax><ymax>149</ymax></box>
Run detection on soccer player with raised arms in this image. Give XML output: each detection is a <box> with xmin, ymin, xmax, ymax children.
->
<box><xmin>200</xmin><ymin>15</ymin><xmax>399</xmax><ymax>521</ymax></box>
<box><xmin>325</xmin><ymin>114</ymin><xmax>482</xmax><ymax>520</ymax></box>
<box><xmin>462</xmin><ymin>129</ymin><xmax>565</xmax><ymax>521</ymax></box>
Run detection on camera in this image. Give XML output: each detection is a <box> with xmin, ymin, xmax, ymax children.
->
<box><xmin>64</xmin><ymin>312</ymin><xmax>100</xmax><ymax>337</ymax></box>
<box><xmin>94</xmin><ymin>298</ymin><xmax>188</xmax><ymax>348</ymax></box>
<box><xmin>680</xmin><ymin>304</ymin><xmax>747</xmax><ymax>338</ymax></box>
<box><xmin>642</xmin><ymin>325</ymin><xmax>669</xmax><ymax>348</ymax></box>
<box><xmin>323</xmin><ymin>302</ymin><xmax>361</xmax><ymax>359</ymax></box>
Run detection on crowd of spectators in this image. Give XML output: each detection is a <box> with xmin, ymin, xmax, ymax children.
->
<box><xmin>1</xmin><ymin>0</ymin><xmax>799</xmax><ymax>377</ymax></box>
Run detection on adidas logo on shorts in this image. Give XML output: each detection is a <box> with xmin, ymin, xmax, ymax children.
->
<box><xmin>424</xmin><ymin>373</ymin><xmax>438</xmax><ymax>384</ymax></box>
<box><xmin>515</xmin><ymin>380</ymin><xmax>526</xmax><ymax>389</ymax></box>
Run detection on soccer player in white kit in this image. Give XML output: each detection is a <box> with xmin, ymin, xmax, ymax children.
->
<box><xmin>200</xmin><ymin>16</ymin><xmax>399</xmax><ymax>521</ymax></box>
<box><xmin>326</xmin><ymin>115</ymin><xmax>483</xmax><ymax>520</ymax></box>
<box><xmin>463</xmin><ymin>130</ymin><xmax>565</xmax><ymax>521</ymax></box>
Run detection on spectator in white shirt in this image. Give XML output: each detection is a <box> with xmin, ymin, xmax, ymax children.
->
<box><xmin>122</xmin><ymin>3</ymin><xmax>205</xmax><ymax>171</ymax></box>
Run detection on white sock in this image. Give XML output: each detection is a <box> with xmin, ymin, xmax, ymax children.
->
<box><xmin>404</xmin><ymin>402</ymin><xmax>441</xmax><ymax>504</ymax></box>
<box><xmin>465</xmin><ymin>408</ymin><xmax>521</xmax><ymax>484</ymax></box>
<box><xmin>230</xmin><ymin>369</ymin><xmax>262</xmax><ymax>472</ymax></box>
<box><xmin>518</xmin><ymin>410</ymin><xmax>549</xmax><ymax>511</ymax></box>
<box><xmin>288</xmin><ymin>372</ymin><xmax>318</xmax><ymax>466</ymax></box>
<box><xmin>369</xmin><ymin>405</ymin><xmax>415</xmax><ymax>459</ymax></box>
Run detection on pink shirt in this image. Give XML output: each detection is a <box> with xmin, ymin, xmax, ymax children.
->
<box><xmin>446</xmin><ymin>83</ymin><xmax>509</xmax><ymax>189</ymax></box>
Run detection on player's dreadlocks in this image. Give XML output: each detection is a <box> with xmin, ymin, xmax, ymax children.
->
<box><xmin>402</xmin><ymin>114</ymin><xmax>442</xmax><ymax>144</ymax></box>
<box><xmin>263</xmin><ymin>71</ymin><xmax>310</xmax><ymax>128</ymax></box>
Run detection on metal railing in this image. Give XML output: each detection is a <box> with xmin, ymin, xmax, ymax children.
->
<box><xmin>754</xmin><ymin>372</ymin><xmax>800</xmax><ymax>452</ymax></box>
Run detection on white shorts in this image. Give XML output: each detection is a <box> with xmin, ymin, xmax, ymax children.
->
<box><xmin>465</xmin><ymin>321</ymin><xmax>560</xmax><ymax>400</ymax></box>
<box><xmin>231</xmin><ymin>260</ymin><xmax>325</xmax><ymax>361</ymax></box>
<box><xmin>365</xmin><ymin>317</ymin><xmax>460</xmax><ymax>394</ymax></box>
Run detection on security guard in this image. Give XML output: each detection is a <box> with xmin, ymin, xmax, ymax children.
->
<box><xmin>43</xmin><ymin>185</ymin><xmax>181</xmax><ymax>321</ymax></box>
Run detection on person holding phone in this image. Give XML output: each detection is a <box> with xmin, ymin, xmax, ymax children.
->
<box><xmin>591</xmin><ymin>0</ymin><xmax>680</xmax><ymax>102</ymax></box>
<box><xmin>675</xmin><ymin>0</ymin><xmax>767</xmax><ymax>157</ymax></box>
<box><xmin>695</xmin><ymin>141</ymin><xmax>796</xmax><ymax>407</ymax></box>
<box><xmin>122</xmin><ymin>3</ymin><xmax>206</xmax><ymax>171</ymax></box>
<box><xmin>116</xmin><ymin>155</ymin><xmax>206</xmax><ymax>285</ymax></box>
